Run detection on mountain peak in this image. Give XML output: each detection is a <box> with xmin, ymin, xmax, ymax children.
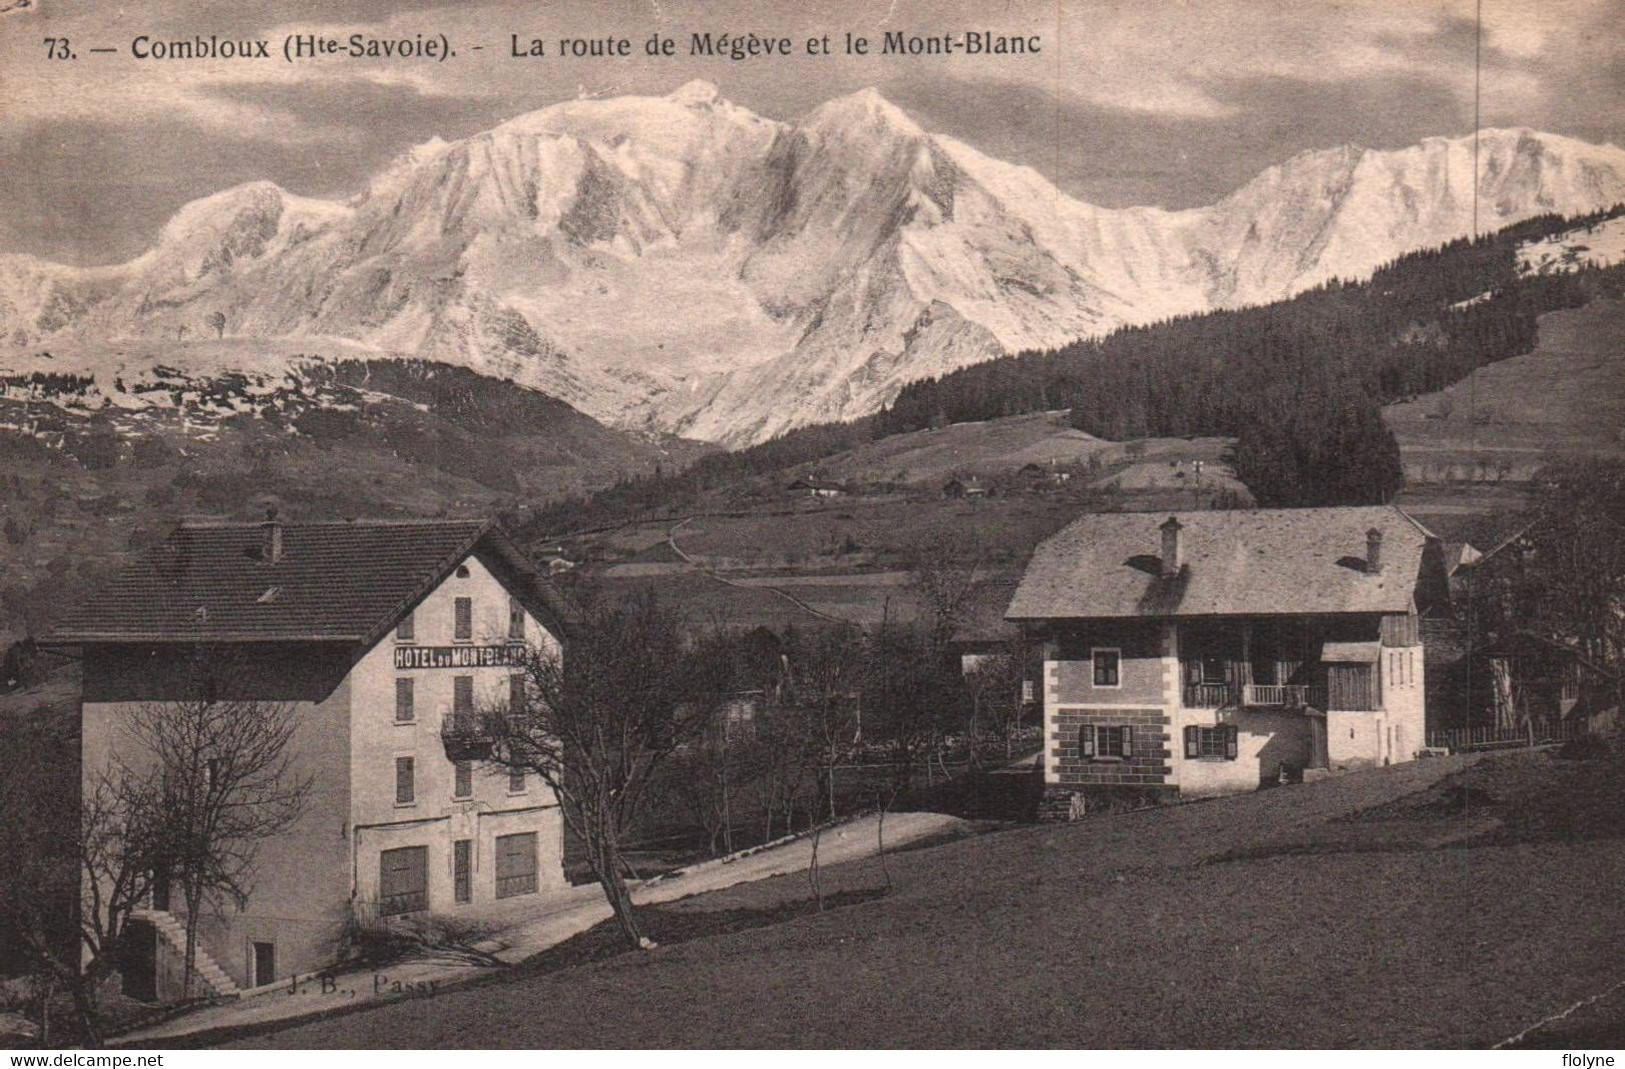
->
<box><xmin>667</xmin><ymin>79</ymin><xmax>722</xmax><ymax>106</ymax></box>
<box><xmin>805</xmin><ymin>87</ymin><xmax>922</xmax><ymax>138</ymax></box>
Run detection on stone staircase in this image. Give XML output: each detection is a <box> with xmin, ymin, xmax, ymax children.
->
<box><xmin>129</xmin><ymin>909</ymin><xmax>241</xmax><ymax>998</ymax></box>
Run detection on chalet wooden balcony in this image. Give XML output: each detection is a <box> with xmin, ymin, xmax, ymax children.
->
<box><xmin>1183</xmin><ymin>683</ymin><xmax>1237</xmax><ymax>708</ymax></box>
<box><xmin>440</xmin><ymin>712</ymin><xmax>492</xmax><ymax>761</ymax></box>
<box><xmin>1182</xmin><ymin>683</ymin><xmax>1328</xmax><ymax>710</ymax></box>
<box><xmin>1243</xmin><ymin>684</ymin><xmax>1326</xmax><ymax>709</ymax></box>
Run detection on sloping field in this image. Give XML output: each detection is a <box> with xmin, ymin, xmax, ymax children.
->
<box><xmin>1386</xmin><ymin>296</ymin><xmax>1625</xmax><ymax>480</ymax></box>
<box><xmin>227</xmin><ymin>750</ymin><xmax>1625</xmax><ymax>1049</ymax></box>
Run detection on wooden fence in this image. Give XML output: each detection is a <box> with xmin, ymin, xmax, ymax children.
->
<box><xmin>1426</xmin><ymin>720</ymin><xmax>1586</xmax><ymax>753</ymax></box>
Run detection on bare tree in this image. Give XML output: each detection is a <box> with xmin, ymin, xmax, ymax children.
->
<box><xmin>787</xmin><ymin>625</ymin><xmax>864</xmax><ymax>821</ymax></box>
<box><xmin>123</xmin><ymin>685</ymin><xmax>312</xmax><ymax>997</ymax></box>
<box><xmin>907</xmin><ymin>532</ymin><xmax>984</xmax><ymax>656</ymax></box>
<box><xmin>475</xmin><ymin>593</ymin><xmax>725</xmax><ymax>950</ymax></box>
<box><xmin>962</xmin><ymin>650</ymin><xmax>1021</xmax><ymax>766</ymax></box>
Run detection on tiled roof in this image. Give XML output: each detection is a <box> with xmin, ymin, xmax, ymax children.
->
<box><xmin>50</xmin><ymin>518</ymin><xmax>574</xmax><ymax>645</ymax></box>
<box><xmin>1006</xmin><ymin>506</ymin><xmax>1432</xmax><ymax>621</ymax></box>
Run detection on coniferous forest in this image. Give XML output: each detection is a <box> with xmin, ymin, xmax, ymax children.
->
<box><xmin>530</xmin><ymin>206</ymin><xmax>1625</xmax><ymax>533</ymax></box>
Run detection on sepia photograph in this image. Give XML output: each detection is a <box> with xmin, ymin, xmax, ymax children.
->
<box><xmin>0</xmin><ymin>0</ymin><xmax>1622</xmax><ymax>1053</ymax></box>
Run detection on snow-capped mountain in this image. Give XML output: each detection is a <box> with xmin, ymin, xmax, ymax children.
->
<box><xmin>4</xmin><ymin>81</ymin><xmax>1625</xmax><ymax>445</ymax></box>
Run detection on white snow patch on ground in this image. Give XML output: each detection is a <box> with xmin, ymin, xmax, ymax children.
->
<box><xmin>1518</xmin><ymin>215</ymin><xmax>1625</xmax><ymax>274</ymax></box>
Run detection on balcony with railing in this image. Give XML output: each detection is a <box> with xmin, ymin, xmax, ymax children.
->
<box><xmin>1242</xmin><ymin>683</ymin><xmax>1326</xmax><ymax>709</ymax></box>
<box><xmin>1181</xmin><ymin>681</ymin><xmax>1329</xmax><ymax>711</ymax></box>
<box><xmin>440</xmin><ymin>712</ymin><xmax>492</xmax><ymax>761</ymax></box>
<box><xmin>1183</xmin><ymin>682</ymin><xmax>1237</xmax><ymax>709</ymax></box>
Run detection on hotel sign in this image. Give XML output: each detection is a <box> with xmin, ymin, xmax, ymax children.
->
<box><xmin>393</xmin><ymin>645</ymin><xmax>526</xmax><ymax>670</ymax></box>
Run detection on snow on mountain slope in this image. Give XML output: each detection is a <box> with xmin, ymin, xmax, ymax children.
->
<box><xmin>1518</xmin><ymin>213</ymin><xmax>1625</xmax><ymax>273</ymax></box>
<box><xmin>4</xmin><ymin>83</ymin><xmax>1625</xmax><ymax>446</ymax></box>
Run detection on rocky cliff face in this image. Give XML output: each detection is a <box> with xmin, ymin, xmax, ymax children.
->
<box><xmin>4</xmin><ymin>81</ymin><xmax>1624</xmax><ymax>445</ymax></box>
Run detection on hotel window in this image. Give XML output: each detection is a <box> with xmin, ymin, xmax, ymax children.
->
<box><xmin>395</xmin><ymin>756</ymin><xmax>415</xmax><ymax>805</ymax></box>
<box><xmin>453</xmin><ymin>676</ymin><xmax>474</xmax><ymax>718</ymax></box>
<box><xmin>508</xmin><ymin>596</ymin><xmax>525</xmax><ymax>641</ymax></box>
<box><xmin>1080</xmin><ymin>724</ymin><xmax>1131</xmax><ymax>760</ymax></box>
<box><xmin>1184</xmin><ymin>724</ymin><xmax>1239</xmax><ymax>760</ymax></box>
<box><xmin>395</xmin><ymin>678</ymin><xmax>415</xmax><ymax>723</ymax></box>
<box><xmin>396</xmin><ymin>610</ymin><xmax>415</xmax><ymax>642</ymax></box>
<box><xmin>453</xmin><ymin>760</ymin><xmax>473</xmax><ymax>799</ymax></box>
<box><xmin>508</xmin><ymin>768</ymin><xmax>527</xmax><ymax>794</ymax></box>
<box><xmin>454</xmin><ymin>597</ymin><xmax>473</xmax><ymax>642</ymax></box>
<box><xmin>1092</xmin><ymin>648</ymin><xmax>1121</xmax><ymax>688</ymax></box>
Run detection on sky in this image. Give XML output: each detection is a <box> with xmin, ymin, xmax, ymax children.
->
<box><xmin>2</xmin><ymin>0</ymin><xmax>1621</xmax><ymax>265</ymax></box>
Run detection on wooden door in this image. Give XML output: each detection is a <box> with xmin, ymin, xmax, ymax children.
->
<box><xmin>379</xmin><ymin>846</ymin><xmax>428</xmax><ymax>915</ymax></box>
<box><xmin>494</xmin><ymin>833</ymin><xmax>537</xmax><ymax>899</ymax></box>
<box><xmin>252</xmin><ymin>942</ymin><xmax>275</xmax><ymax>987</ymax></box>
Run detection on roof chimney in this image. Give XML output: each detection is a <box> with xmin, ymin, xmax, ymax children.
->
<box><xmin>1366</xmin><ymin>527</ymin><xmax>1383</xmax><ymax>575</ymax></box>
<box><xmin>1160</xmin><ymin>516</ymin><xmax>1183</xmax><ymax>578</ymax></box>
<box><xmin>262</xmin><ymin>506</ymin><xmax>283</xmax><ymax>564</ymax></box>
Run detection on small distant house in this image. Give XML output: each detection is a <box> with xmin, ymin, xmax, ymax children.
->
<box><xmin>786</xmin><ymin>477</ymin><xmax>844</xmax><ymax>499</ymax></box>
<box><xmin>1019</xmin><ymin>462</ymin><xmax>1070</xmax><ymax>488</ymax></box>
<box><xmin>942</xmin><ymin>476</ymin><xmax>990</xmax><ymax>499</ymax></box>
<box><xmin>1007</xmin><ymin>506</ymin><xmax>1446</xmax><ymax>814</ymax></box>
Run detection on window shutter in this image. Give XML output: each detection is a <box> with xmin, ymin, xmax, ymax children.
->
<box><xmin>396</xmin><ymin>611</ymin><xmax>414</xmax><ymax>641</ymax></box>
<box><xmin>508</xmin><ymin>596</ymin><xmax>525</xmax><ymax>641</ymax></box>
<box><xmin>454</xmin><ymin>676</ymin><xmax>474</xmax><ymax>717</ymax></box>
<box><xmin>455</xmin><ymin>597</ymin><xmax>473</xmax><ymax>641</ymax></box>
<box><xmin>1120</xmin><ymin>725</ymin><xmax>1134</xmax><ymax>758</ymax></box>
<box><xmin>395</xmin><ymin>756</ymin><xmax>414</xmax><ymax>804</ymax></box>
<box><xmin>1184</xmin><ymin>725</ymin><xmax>1198</xmax><ymax>758</ymax></box>
<box><xmin>1080</xmin><ymin>724</ymin><xmax>1095</xmax><ymax>757</ymax></box>
<box><xmin>1225</xmin><ymin>724</ymin><xmax>1239</xmax><ymax>760</ymax></box>
<box><xmin>395</xmin><ymin>678</ymin><xmax>414</xmax><ymax>723</ymax></box>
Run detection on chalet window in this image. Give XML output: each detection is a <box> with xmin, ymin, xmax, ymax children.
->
<box><xmin>508</xmin><ymin>596</ymin><xmax>525</xmax><ymax>641</ymax></box>
<box><xmin>1184</xmin><ymin>724</ymin><xmax>1239</xmax><ymax>760</ymax></box>
<box><xmin>396</xmin><ymin>611</ymin><xmax>415</xmax><ymax>642</ymax></box>
<box><xmin>454</xmin><ymin>676</ymin><xmax>474</xmax><ymax>718</ymax></box>
<box><xmin>453</xmin><ymin>760</ymin><xmax>472</xmax><ymax>799</ymax></box>
<box><xmin>395</xmin><ymin>756</ymin><xmax>415</xmax><ymax>805</ymax></box>
<box><xmin>455</xmin><ymin>564</ymin><xmax>471</xmax><ymax>579</ymax></box>
<box><xmin>395</xmin><ymin>678</ymin><xmax>415</xmax><ymax>723</ymax></box>
<box><xmin>454</xmin><ymin>597</ymin><xmax>473</xmax><ymax>642</ymax></box>
<box><xmin>1200</xmin><ymin>657</ymin><xmax>1229</xmax><ymax>685</ymax></box>
<box><xmin>508</xmin><ymin>768</ymin><xmax>527</xmax><ymax>794</ymax></box>
<box><xmin>1080</xmin><ymin>724</ymin><xmax>1132</xmax><ymax>760</ymax></box>
<box><xmin>1092</xmin><ymin>649</ymin><xmax>1121</xmax><ymax>688</ymax></box>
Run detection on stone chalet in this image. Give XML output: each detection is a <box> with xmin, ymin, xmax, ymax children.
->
<box><xmin>49</xmin><ymin>516</ymin><xmax>575</xmax><ymax>999</ymax></box>
<box><xmin>1005</xmin><ymin>506</ymin><xmax>1448</xmax><ymax>814</ymax></box>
